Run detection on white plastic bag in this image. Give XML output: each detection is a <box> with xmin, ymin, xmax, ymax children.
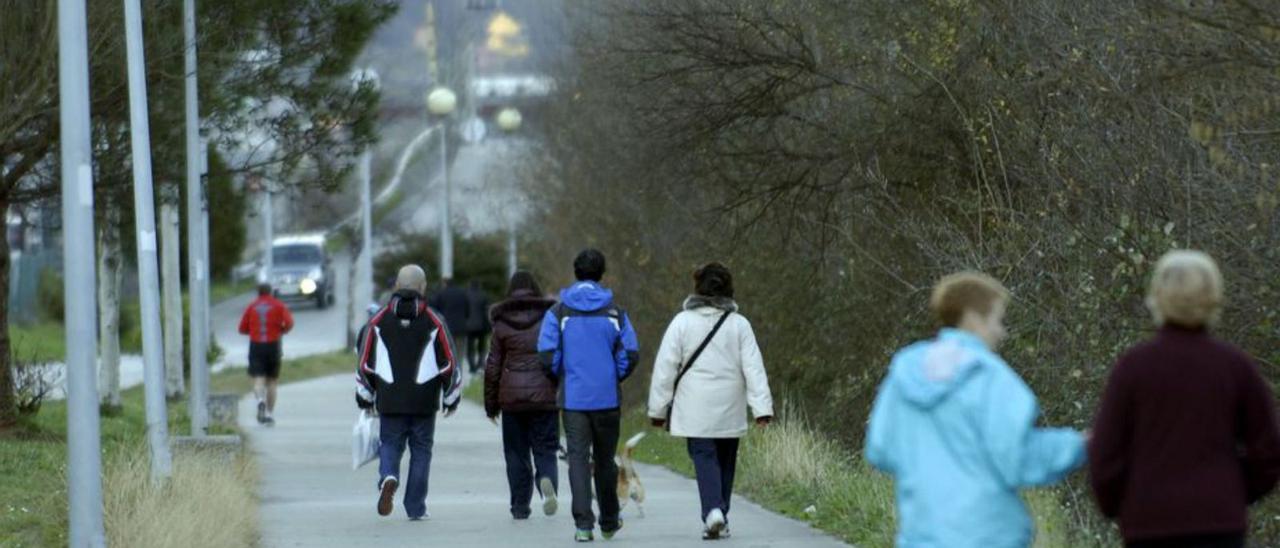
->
<box><xmin>352</xmin><ymin>410</ymin><xmax>380</xmax><ymax>470</ymax></box>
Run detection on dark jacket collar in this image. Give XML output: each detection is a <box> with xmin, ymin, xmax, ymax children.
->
<box><xmin>682</xmin><ymin>294</ymin><xmax>739</xmax><ymax>313</ymax></box>
<box><xmin>491</xmin><ymin>290</ymin><xmax>556</xmax><ymax>329</ymax></box>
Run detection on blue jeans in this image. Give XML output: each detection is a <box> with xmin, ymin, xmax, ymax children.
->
<box><xmin>687</xmin><ymin>438</ymin><xmax>740</xmax><ymax>522</ymax></box>
<box><xmin>379</xmin><ymin>414</ymin><xmax>436</xmax><ymax>519</ymax></box>
<box><xmin>502</xmin><ymin>410</ymin><xmax>560</xmax><ymax>517</ymax></box>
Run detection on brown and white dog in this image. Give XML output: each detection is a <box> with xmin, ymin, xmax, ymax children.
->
<box><xmin>616</xmin><ymin>432</ymin><xmax>647</xmax><ymax>517</ymax></box>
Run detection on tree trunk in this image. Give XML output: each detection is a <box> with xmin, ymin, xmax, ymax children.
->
<box><xmin>0</xmin><ymin>194</ymin><xmax>15</xmax><ymax>427</ymax></box>
<box><xmin>160</xmin><ymin>201</ymin><xmax>185</xmax><ymax>398</ymax></box>
<box><xmin>97</xmin><ymin>213</ymin><xmax>123</xmax><ymax>411</ymax></box>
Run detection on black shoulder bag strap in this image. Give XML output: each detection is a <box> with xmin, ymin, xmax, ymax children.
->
<box><xmin>666</xmin><ymin>310</ymin><xmax>732</xmax><ymax>430</ymax></box>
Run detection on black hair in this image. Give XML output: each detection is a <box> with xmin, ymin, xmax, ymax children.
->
<box><xmin>257</xmin><ymin>283</ymin><xmax>272</xmax><ymax>296</ymax></box>
<box><xmin>694</xmin><ymin>262</ymin><xmax>734</xmax><ymax>299</ymax></box>
<box><xmin>507</xmin><ymin>271</ymin><xmax>543</xmax><ymax>297</ymax></box>
<box><xmin>573</xmin><ymin>249</ymin><xmax>606</xmax><ymax>282</ymax></box>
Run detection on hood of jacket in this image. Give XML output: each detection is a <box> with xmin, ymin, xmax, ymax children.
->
<box><xmin>559</xmin><ymin>281</ymin><xmax>614</xmax><ymax>312</ymax></box>
<box><xmin>682</xmin><ymin>295</ymin><xmax>739</xmax><ymax>314</ymax></box>
<box><xmin>886</xmin><ymin>328</ymin><xmax>987</xmax><ymax>410</ymax></box>
<box><xmin>490</xmin><ymin>290</ymin><xmax>556</xmax><ymax>330</ymax></box>
<box><xmin>391</xmin><ymin>289</ymin><xmax>426</xmax><ymax>320</ymax></box>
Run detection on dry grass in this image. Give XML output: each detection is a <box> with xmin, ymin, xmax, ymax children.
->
<box><xmin>103</xmin><ymin>445</ymin><xmax>258</xmax><ymax>548</ymax></box>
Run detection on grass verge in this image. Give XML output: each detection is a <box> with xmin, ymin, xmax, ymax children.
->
<box><xmin>0</xmin><ymin>350</ymin><xmax>352</xmax><ymax>547</ymax></box>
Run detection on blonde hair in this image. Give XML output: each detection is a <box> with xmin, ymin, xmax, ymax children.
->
<box><xmin>1146</xmin><ymin>250</ymin><xmax>1223</xmax><ymax>328</ymax></box>
<box><xmin>929</xmin><ymin>271</ymin><xmax>1009</xmax><ymax>327</ymax></box>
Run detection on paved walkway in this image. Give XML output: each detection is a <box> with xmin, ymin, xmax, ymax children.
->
<box><xmin>239</xmin><ymin>374</ymin><xmax>850</xmax><ymax>547</ymax></box>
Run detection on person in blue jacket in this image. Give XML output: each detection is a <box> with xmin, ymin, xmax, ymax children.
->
<box><xmin>864</xmin><ymin>271</ymin><xmax>1085</xmax><ymax>548</ymax></box>
<box><xmin>538</xmin><ymin>249</ymin><xmax>640</xmax><ymax>543</ymax></box>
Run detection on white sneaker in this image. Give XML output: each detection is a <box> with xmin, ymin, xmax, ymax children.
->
<box><xmin>540</xmin><ymin>477</ymin><xmax>558</xmax><ymax>516</ymax></box>
<box><xmin>703</xmin><ymin>508</ymin><xmax>726</xmax><ymax>539</ymax></box>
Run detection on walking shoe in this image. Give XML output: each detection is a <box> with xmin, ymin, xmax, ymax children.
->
<box><xmin>540</xmin><ymin>477</ymin><xmax>558</xmax><ymax>516</ymax></box>
<box><xmin>574</xmin><ymin>529</ymin><xmax>594</xmax><ymax>542</ymax></box>
<box><xmin>409</xmin><ymin>511</ymin><xmax>429</xmax><ymax>521</ymax></box>
<box><xmin>601</xmin><ymin>520</ymin><xmax>622</xmax><ymax>540</ymax></box>
<box><xmin>704</xmin><ymin>509</ymin><xmax>726</xmax><ymax>539</ymax></box>
<box><xmin>262</xmin><ymin>413</ymin><xmax>275</xmax><ymax>427</ymax></box>
<box><xmin>256</xmin><ymin>401</ymin><xmax>267</xmax><ymax>424</ymax></box>
<box><xmin>377</xmin><ymin>476</ymin><xmax>398</xmax><ymax>516</ymax></box>
<box><xmin>703</xmin><ymin>526</ymin><xmax>731</xmax><ymax>540</ymax></box>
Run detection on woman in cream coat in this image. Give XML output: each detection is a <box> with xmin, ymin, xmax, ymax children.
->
<box><xmin>648</xmin><ymin>262</ymin><xmax>774</xmax><ymax>540</ymax></box>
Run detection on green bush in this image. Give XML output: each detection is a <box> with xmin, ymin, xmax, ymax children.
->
<box><xmin>35</xmin><ymin>268</ymin><xmax>64</xmax><ymax>324</ymax></box>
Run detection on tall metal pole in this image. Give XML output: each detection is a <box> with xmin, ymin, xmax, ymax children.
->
<box><xmin>507</xmin><ymin>217</ymin><xmax>517</xmax><ymax>280</ymax></box>
<box><xmin>184</xmin><ymin>0</ymin><xmax>209</xmax><ymax>436</ymax></box>
<box><xmin>123</xmin><ymin>0</ymin><xmax>173</xmax><ymax>481</ymax></box>
<box><xmin>262</xmin><ymin>188</ymin><xmax>273</xmax><ymax>279</ymax></box>
<box><xmin>360</xmin><ymin>149</ymin><xmax>373</xmax><ymax>299</ymax></box>
<box><xmin>438</xmin><ymin>126</ymin><xmax>452</xmax><ymax>280</ymax></box>
<box><xmin>57</xmin><ymin>0</ymin><xmax>107</xmax><ymax>544</ymax></box>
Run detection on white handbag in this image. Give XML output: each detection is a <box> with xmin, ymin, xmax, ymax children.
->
<box><xmin>351</xmin><ymin>410</ymin><xmax>380</xmax><ymax>470</ymax></box>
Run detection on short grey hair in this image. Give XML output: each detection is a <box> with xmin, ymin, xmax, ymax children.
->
<box><xmin>395</xmin><ymin>264</ymin><xmax>428</xmax><ymax>294</ymax></box>
<box><xmin>1146</xmin><ymin>250</ymin><xmax>1223</xmax><ymax>328</ymax></box>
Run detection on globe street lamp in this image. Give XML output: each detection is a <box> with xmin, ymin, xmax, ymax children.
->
<box><xmin>426</xmin><ymin>87</ymin><xmax>457</xmax><ymax>281</ymax></box>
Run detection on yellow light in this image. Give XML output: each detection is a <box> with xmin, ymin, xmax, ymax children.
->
<box><xmin>299</xmin><ymin>278</ymin><xmax>318</xmax><ymax>295</ymax></box>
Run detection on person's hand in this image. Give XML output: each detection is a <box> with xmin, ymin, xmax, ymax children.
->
<box><xmin>488</xmin><ymin>414</ymin><xmax>499</xmax><ymax>426</ymax></box>
<box><xmin>650</xmin><ymin>418</ymin><xmax>667</xmax><ymax>429</ymax></box>
<box><xmin>755</xmin><ymin>415</ymin><xmax>773</xmax><ymax>428</ymax></box>
<box><xmin>1081</xmin><ymin>429</ymin><xmax>1092</xmax><ymax>443</ymax></box>
<box><xmin>443</xmin><ymin>404</ymin><xmax>458</xmax><ymax>418</ymax></box>
<box><xmin>355</xmin><ymin>394</ymin><xmax>374</xmax><ymax>410</ymax></box>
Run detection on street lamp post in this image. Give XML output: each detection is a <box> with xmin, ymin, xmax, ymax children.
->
<box><xmin>123</xmin><ymin>0</ymin><xmax>173</xmax><ymax>482</ymax></box>
<box><xmin>496</xmin><ymin>108</ymin><xmax>522</xmax><ymax>279</ymax></box>
<box><xmin>426</xmin><ymin>87</ymin><xmax>457</xmax><ymax>281</ymax></box>
<box><xmin>350</xmin><ymin>68</ymin><xmax>379</xmax><ymax>343</ymax></box>
<box><xmin>184</xmin><ymin>0</ymin><xmax>210</xmax><ymax>437</ymax></box>
<box><xmin>58</xmin><ymin>0</ymin><xmax>107</xmax><ymax>544</ymax></box>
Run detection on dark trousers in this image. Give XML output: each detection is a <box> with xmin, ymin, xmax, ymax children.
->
<box><xmin>1127</xmin><ymin>533</ymin><xmax>1244</xmax><ymax>548</ymax></box>
<box><xmin>379</xmin><ymin>414</ymin><xmax>436</xmax><ymax>519</ymax></box>
<box><xmin>687</xmin><ymin>438</ymin><xmax>740</xmax><ymax>522</ymax></box>
<box><xmin>563</xmin><ymin>409</ymin><xmax>621</xmax><ymax>531</ymax></box>
<box><xmin>466</xmin><ymin>333</ymin><xmax>488</xmax><ymax>372</ymax></box>
<box><xmin>502</xmin><ymin>410</ymin><xmax>560</xmax><ymax>517</ymax></box>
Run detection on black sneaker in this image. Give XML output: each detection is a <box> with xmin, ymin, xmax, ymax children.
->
<box><xmin>256</xmin><ymin>401</ymin><xmax>267</xmax><ymax>424</ymax></box>
<box><xmin>602</xmin><ymin>519</ymin><xmax>622</xmax><ymax>540</ymax></box>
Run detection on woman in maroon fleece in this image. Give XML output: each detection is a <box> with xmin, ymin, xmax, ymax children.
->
<box><xmin>484</xmin><ymin>271</ymin><xmax>561</xmax><ymax>520</ymax></box>
<box><xmin>1090</xmin><ymin>250</ymin><xmax>1280</xmax><ymax>548</ymax></box>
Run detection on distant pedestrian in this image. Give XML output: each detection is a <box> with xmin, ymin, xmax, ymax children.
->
<box><xmin>864</xmin><ymin>272</ymin><xmax>1085</xmax><ymax>547</ymax></box>
<box><xmin>239</xmin><ymin>282</ymin><xmax>294</xmax><ymax>426</ymax></box>
<box><xmin>1089</xmin><ymin>251</ymin><xmax>1280</xmax><ymax>548</ymax></box>
<box><xmin>537</xmin><ymin>249</ymin><xmax>640</xmax><ymax>542</ymax></box>
<box><xmin>647</xmin><ymin>262</ymin><xmax>773</xmax><ymax>540</ymax></box>
<box><xmin>485</xmin><ymin>271</ymin><xmax>560</xmax><ymax>520</ymax></box>
<box><xmin>429</xmin><ymin>277</ymin><xmax>470</xmax><ymax>367</ymax></box>
<box><xmin>467</xmin><ymin>280</ymin><xmax>493</xmax><ymax>374</ymax></box>
<box><xmin>355</xmin><ymin>265</ymin><xmax>463</xmax><ymax>521</ymax></box>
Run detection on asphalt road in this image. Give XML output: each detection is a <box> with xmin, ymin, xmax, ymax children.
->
<box><xmin>213</xmin><ymin>252</ymin><xmax>352</xmax><ymax>370</ymax></box>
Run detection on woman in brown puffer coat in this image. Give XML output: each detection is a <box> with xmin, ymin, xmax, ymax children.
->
<box><xmin>484</xmin><ymin>271</ymin><xmax>561</xmax><ymax>520</ymax></box>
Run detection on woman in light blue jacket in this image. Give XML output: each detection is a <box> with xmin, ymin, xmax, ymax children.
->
<box><xmin>864</xmin><ymin>272</ymin><xmax>1085</xmax><ymax>547</ymax></box>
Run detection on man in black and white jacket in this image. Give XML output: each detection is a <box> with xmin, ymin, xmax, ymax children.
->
<box><xmin>356</xmin><ymin>264</ymin><xmax>463</xmax><ymax>520</ymax></box>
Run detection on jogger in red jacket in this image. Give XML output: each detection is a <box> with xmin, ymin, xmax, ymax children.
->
<box><xmin>239</xmin><ymin>283</ymin><xmax>294</xmax><ymax>425</ymax></box>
